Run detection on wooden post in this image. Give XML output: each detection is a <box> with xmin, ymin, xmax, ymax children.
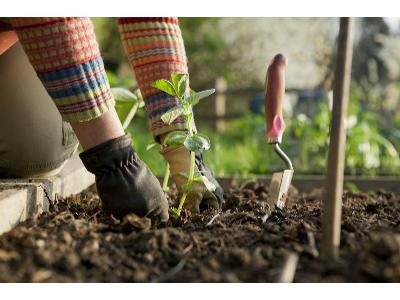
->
<box><xmin>321</xmin><ymin>18</ymin><xmax>354</xmax><ymax>259</ymax></box>
<box><xmin>215</xmin><ymin>77</ymin><xmax>227</xmax><ymax>132</ymax></box>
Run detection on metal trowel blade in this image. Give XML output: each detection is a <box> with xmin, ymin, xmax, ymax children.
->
<box><xmin>267</xmin><ymin>169</ymin><xmax>294</xmax><ymax>211</ymax></box>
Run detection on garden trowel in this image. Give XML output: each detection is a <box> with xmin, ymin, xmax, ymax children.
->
<box><xmin>264</xmin><ymin>54</ymin><xmax>294</xmax><ymax>212</ymax></box>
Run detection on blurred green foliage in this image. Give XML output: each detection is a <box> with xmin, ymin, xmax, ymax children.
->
<box><xmin>203</xmin><ymin>104</ymin><xmax>398</xmax><ymax>177</ymax></box>
<box><xmin>100</xmin><ymin>17</ymin><xmax>400</xmax><ymax>177</ymax></box>
<box><xmin>113</xmin><ymin>80</ymin><xmax>399</xmax><ymax>177</ymax></box>
<box><xmin>92</xmin><ymin>18</ymin><xmax>124</xmax><ymax>73</ymax></box>
<box><xmin>179</xmin><ymin>18</ymin><xmax>235</xmax><ymax>87</ymax></box>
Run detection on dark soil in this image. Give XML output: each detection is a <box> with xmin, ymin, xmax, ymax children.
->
<box><xmin>0</xmin><ymin>182</ymin><xmax>399</xmax><ymax>282</ymax></box>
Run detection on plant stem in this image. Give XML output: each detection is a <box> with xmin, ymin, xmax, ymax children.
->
<box><xmin>178</xmin><ymin>110</ymin><xmax>196</xmax><ymax>217</ymax></box>
<box><xmin>173</xmin><ymin>110</ymin><xmax>196</xmax><ymax>218</ymax></box>
<box><xmin>176</xmin><ymin>150</ymin><xmax>196</xmax><ymax>216</ymax></box>
<box><xmin>162</xmin><ymin>163</ymin><xmax>170</xmax><ymax>192</ymax></box>
<box><xmin>188</xmin><ymin>150</ymin><xmax>196</xmax><ymax>179</ymax></box>
<box><xmin>122</xmin><ymin>102</ymin><xmax>139</xmax><ymax>130</ymax></box>
<box><xmin>177</xmin><ymin>192</ymin><xmax>188</xmax><ymax>216</ymax></box>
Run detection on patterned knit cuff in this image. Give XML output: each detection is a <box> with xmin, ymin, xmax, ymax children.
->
<box><xmin>118</xmin><ymin>17</ymin><xmax>191</xmax><ymax>138</ymax></box>
<box><xmin>10</xmin><ymin>17</ymin><xmax>115</xmax><ymax>123</ymax></box>
<box><xmin>36</xmin><ymin>56</ymin><xmax>116</xmax><ymax>123</ymax></box>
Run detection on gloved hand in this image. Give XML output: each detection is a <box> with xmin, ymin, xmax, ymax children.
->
<box><xmin>160</xmin><ymin>144</ymin><xmax>224</xmax><ymax>213</ymax></box>
<box><xmin>80</xmin><ymin>134</ymin><xmax>169</xmax><ymax>221</ymax></box>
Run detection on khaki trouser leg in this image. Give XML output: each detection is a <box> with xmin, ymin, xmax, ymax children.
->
<box><xmin>0</xmin><ymin>42</ymin><xmax>79</xmax><ymax>178</ymax></box>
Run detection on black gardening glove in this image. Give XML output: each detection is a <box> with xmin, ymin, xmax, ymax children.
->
<box><xmin>79</xmin><ymin>134</ymin><xmax>169</xmax><ymax>221</ymax></box>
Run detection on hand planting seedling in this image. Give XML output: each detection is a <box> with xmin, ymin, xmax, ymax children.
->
<box><xmin>152</xmin><ymin>73</ymin><xmax>217</xmax><ymax>218</ymax></box>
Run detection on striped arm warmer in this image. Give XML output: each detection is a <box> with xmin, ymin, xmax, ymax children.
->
<box><xmin>8</xmin><ymin>17</ymin><xmax>115</xmax><ymax>123</ymax></box>
<box><xmin>117</xmin><ymin>17</ymin><xmax>193</xmax><ymax>138</ymax></box>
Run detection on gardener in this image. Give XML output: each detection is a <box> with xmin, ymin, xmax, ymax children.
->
<box><xmin>0</xmin><ymin>17</ymin><xmax>224</xmax><ymax>222</ymax></box>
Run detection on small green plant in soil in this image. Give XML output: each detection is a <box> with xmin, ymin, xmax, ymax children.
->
<box><xmin>151</xmin><ymin>73</ymin><xmax>216</xmax><ymax>218</ymax></box>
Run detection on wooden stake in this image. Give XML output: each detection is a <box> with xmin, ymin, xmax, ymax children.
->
<box><xmin>321</xmin><ymin>18</ymin><xmax>354</xmax><ymax>259</ymax></box>
<box><xmin>215</xmin><ymin>77</ymin><xmax>227</xmax><ymax>132</ymax></box>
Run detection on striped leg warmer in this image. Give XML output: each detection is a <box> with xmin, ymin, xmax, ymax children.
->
<box><xmin>118</xmin><ymin>17</ymin><xmax>194</xmax><ymax>139</ymax></box>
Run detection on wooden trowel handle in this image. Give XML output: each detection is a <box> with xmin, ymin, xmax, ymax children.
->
<box><xmin>264</xmin><ymin>54</ymin><xmax>288</xmax><ymax>144</ymax></box>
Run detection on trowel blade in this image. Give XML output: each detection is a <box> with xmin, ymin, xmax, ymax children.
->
<box><xmin>267</xmin><ymin>169</ymin><xmax>294</xmax><ymax>211</ymax></box>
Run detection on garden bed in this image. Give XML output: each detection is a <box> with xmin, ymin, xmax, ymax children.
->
<box><xmin>0</xmin><ymin>182</ymin><xmax>399</xmax><ymax>282</ymax></box>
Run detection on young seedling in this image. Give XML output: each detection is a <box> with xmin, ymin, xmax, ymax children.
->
<box><xmin>152</xmin><ymin>73</ymin><xmax>217</xmax><ymax>218</ymax></box>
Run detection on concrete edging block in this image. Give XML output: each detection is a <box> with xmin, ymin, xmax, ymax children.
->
<box><xmin>0</xmin><ymin>155</ymin><xmax>94</xmax><ymax>235</ymax></box>
<box><xmin>0</xmin><ymin>183</ymin><xmax>45</xmax><ymax>235</ymax></box>
<box><xmin>0</xmin><ymin>155</ymin><xmax>95</xmax><ymax>203</ymax></box>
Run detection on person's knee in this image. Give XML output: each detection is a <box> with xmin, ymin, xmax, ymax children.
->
<box><xmin>0</xmin><ymin>121</ymin><xmax>78</xmax><ymax>178</ymax></box>
<box><xmin>0</xmin><ymin>42</ymin><xmax>79</xmax><ymax>178</ymax></box>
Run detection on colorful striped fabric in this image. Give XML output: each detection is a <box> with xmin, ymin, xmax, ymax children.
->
<box><xmin>2</xmin><ymin>17</ymin><xmax>194</xmax><ymax>137</ymax></box>
<box><xmin>118</xmin><ymin>17</ymin><xmax>192</xmax><ymax>138</ymax></box>
<box><xmin>7</xmin><ymin>17</ymin><xmax>115</xmax><ymax>122</ymax></box>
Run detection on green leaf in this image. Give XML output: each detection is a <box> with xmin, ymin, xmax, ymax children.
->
<box><xmin>111</xmin><ymin>88</ymin><xmax>139</xmax><ymax>102</ymax></box>
<box><xmin>190</xmin><ymin>173</ymin><xmax>216</xmax><ymax>192</ymax></box>
<box><xmin>163</xmin><ymin>131</ymin><xmax>188</xmax><ymax>146</ymax></box>
<box><xmin>373</xmin><ymin>134</ymin><xmax>398</xmax><ymax>158</ymax></box>
<box><xmin>161</xmin><ymin>104</ymin><xmax>185</xmax><ymax>125</ymax></box>
<box><xmin>183</xmin><ymin>134</ymin><xmax>211</xmax><ymax>151</ymax></box>
<box><xmin>171</xmin><ymin>207</ymin><xmax>179</xmax><ymax>214</ymax></box>
<box><xmin>122</xmin><ymin>103</ymin><xmax>140</xmax><ymax>130</ymax></box>
<box><xmin>184</xmin><ymin>89</ymin><xmax>215</xmax><ymax>106</ymax></box>
<box><xmin>201</xmin><ymin>176</ymin><xmax>216</xmax><ymax>192</ymax></box>
<box><xmin>133</xmin><ymin>89</ymin><xmax>145</xmax><ymax>108</ymax></box>
<box><xmin>178</xmin><ymin>171</ymin><xmax>190</xmax><ymax>179</ymax></box>
<box><xmin>152</xmin><ymin>79</ymin><xmax>177</xmax><ymax>96</ymax></box>
<box><xmin>183</xmin><ymin>136</ymin><xmax>199</xmax><ymax>152</ymax></box>
<box><xmin>195</xmin><ymin>134</ymin><xmax>211</xmax><ymax>150</ymax></box>
<box><xmin>178</xmin><ymin>76</ymin><xmax>188</xmax><ymax>98</ymax></box>
<box><xmin>178</xmin><ymin>171</ymin><xmax>202</xmax><ymax>180</ymax></box>
<box><xmin>193</xmin><ymin>173</ymin><xmax>203</xmax><ymax>182</ymax></box>
<box><xmin>170</xmin><ymin>207</ymin><xmax>180</xmax><ymax>219</ymax></box>
<box><xmin>115</xmin><ymin>101</ymin><xmax>133</xmax><ymax>124</ymax></box>
<box><xmin>146</xmin><ymin>142</ymin><xmax>159</xmax><ymax>151</ymax></box>
<box><xmin>171</xmin><ymin>73</ymin><xmax>188</xmax><ymax>99</ymax></box>
<box><xmin>183</xmin><ymin>101</ymin><xmax>191</xmax><ymax>111</ymax></box>
<box><xmin>171</xmin><ymin>73</ymin><xmax>182</xmax><ymax>88</ymax></box>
